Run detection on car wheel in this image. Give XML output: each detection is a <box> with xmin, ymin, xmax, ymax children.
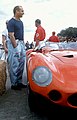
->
<box><xmin>28</xmin><ymin>85</ymin><xmax>37</xmax><ymax>112</ymax></box>
<box><xmin>27</xmin><ymin>85</ymin><xmax>49</xmax><ymax>113</ymax></box>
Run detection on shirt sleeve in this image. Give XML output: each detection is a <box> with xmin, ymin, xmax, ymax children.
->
<box><xmin>2</xmin><ymin>29</ymin><xmax>7</xmax><ymax>37</ymax></box>
<box><xmin>2</xmin><ymin>30</ymin><xmax>6</xmax><ymax>36</ymax></box>
<box><xmin>36</xmin><ymin>28</ymin><xmax>41</xmax><ymax>40</ymax></box>
<box><xmin>34</xmin><ymin>29</ymin><xmax>40</xmax><ymax>41</ymax></box>
<box><xmin>8</xmin><ymin>20</ymin><xmax>14</xmax><ymax>33</ymax></box>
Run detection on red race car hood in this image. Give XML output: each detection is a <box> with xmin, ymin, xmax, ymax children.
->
<box><xmin>45</xmin><ymin>50</ymin><xmax>77</xmax><ymax>91</ymax></box>
<box><xmin>50</xmin><ymin>51</ymin><xmax>77</xmax><ymax>64</ymax></box>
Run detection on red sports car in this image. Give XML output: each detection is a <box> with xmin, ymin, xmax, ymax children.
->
<box><xmin>26</xmin><ymin>41</ymin><xmax>77</xmax><ymax>110</ymax></box>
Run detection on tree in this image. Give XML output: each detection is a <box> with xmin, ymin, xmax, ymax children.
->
<box><xmin>58</xmin><ymin>27</ymin><xmax>77</xmax><ymax>38</ymax></box>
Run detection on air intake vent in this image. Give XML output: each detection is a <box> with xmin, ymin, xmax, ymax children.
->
<box><xmin>67</xmin><ymin>93</ymin><xmax>77</xmax><ymax>107</ymax></box>
<box><xmin>63</xmin><ymin>55</ymin><xmax>73</xmax><ymax>58</ymax></box>
<box><xmin>48</xmin><ymin>90</ymin><xmax>62</xmax><ymax>101</ymax></box>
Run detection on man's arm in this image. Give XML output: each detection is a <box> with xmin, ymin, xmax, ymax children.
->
<box><xmin>8</xmin><ymin>32</ymin><xmax>17</xmax><ymax>48</ymax></box>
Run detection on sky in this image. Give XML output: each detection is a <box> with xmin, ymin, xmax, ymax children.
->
<box><xmin>0</xmin><ymin>0</ymin><xmax>77</xmax><ymax>43</ymax></box>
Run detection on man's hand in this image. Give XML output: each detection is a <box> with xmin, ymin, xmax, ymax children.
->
<box><xmin>4</xmin><ymin>47</ymin><xmax>8</xmax><ymax>53</ymax></box>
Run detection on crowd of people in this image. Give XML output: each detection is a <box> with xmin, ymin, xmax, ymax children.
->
<box><xmin>2</xmin><ymin>6</ymin><xmax>26</xmax><ymax>90</ymax></box>
<box><xmin>2</xmin><ymin>5</ymin><xmax>74</xmax><ymax>91</ymax></box>
<box><xmin>25</xmin><ymin>41</ymin><xmax>34</xmax><ymax>50</ymax></box>
<box><xmin>25</xmin><ymin>19</ymin><xmax>60</xmax><ymax>50</ymax></box>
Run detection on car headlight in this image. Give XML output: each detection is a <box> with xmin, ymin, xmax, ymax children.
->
<box><xmin>32</xmin><ymin>66</ymin><xmax>52</xmax><ymax>86</ymax></box>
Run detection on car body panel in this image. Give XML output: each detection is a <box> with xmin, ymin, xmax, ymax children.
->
<box><xmin>26</xmin><ymin>42</ymin><xmax>77</xmax><ymax>108</ymax></box>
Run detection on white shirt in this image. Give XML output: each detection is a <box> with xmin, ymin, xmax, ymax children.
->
<box><xmin>2</xmin><ymin>29</ymin><xmax>8</xmax><ymax>41</ymax></box>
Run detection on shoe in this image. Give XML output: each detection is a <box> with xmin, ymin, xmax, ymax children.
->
<box><xmin>17</xmin><ymin>83</ymin><xmax>27</xmax><ymax>88</ymax></box>
<box><xmin>11</xmin><ymin>85</ymin><xmax>21</xmax><ymax>90</ymax></box>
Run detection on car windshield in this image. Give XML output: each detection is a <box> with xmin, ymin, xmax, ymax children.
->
<box><xmin>35</xmin><ymin>41</ymin><xmax>77</xmax><ymax>50</ymax></box>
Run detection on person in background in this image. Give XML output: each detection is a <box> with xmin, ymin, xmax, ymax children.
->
<box><xmin>30</xmin><ymin>42</ymin><xmax>34</xmax><ymax>49</ymax></box>
<box><xmin>2</xmin><ymin>20</ymin><xmax>9</xmax><ymax>60</ymax></box>
<box><xmin>48</xmin><ymin>31</ymin><xmax>60</xmax><ymax>42</ymax></box>
<box><xmin>25</xmin><ymin>41</ymin><xmax>30</xmax><ymax>50</ymax></box>
<box><xmin>34</xmin><ymin>19</ymin><xmax>46</xmax><ymax>47</ymax></box>
<box><xmin>7</xmin><ymin>5</ymin><xmax>26</xmax><ymax>90</ymax></box>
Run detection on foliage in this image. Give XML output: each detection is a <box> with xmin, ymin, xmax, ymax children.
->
<box><xmin>58</xmin><ymin>27</ymin><xmax>77</xmax><ymax>38</ymax></box>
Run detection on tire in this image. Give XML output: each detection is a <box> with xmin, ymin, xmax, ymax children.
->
<box><xmin>27</xmin><ymin>85</ymin><xmax>49</xmax><ymax>113</ymax></box>
<box><xmin>28</xmin><ymin>86</ymin><xmax>37</xmax><ymax>112</ymax></box>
